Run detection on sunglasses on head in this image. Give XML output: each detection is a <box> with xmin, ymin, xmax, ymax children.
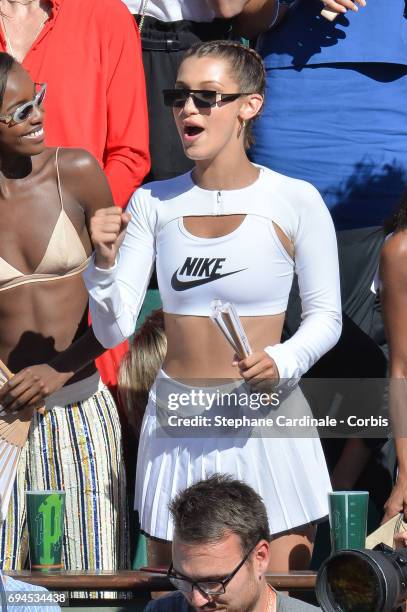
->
<box><xmin>163</xmin><ymin>88</ymin><xmax>252</xmax><ymax>109</ymax></box>
<box><xmin>0</xmin><ymin>83</ymin><xmax>47</xmax><ymax>126</ymax></box>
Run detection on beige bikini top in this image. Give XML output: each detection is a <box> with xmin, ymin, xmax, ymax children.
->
<box><xmin>0</xmin><ymin>148</ymin><xmax>89</xmax><ymax>292</ymax></box>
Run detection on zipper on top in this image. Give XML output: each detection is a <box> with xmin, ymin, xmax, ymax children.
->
<box><xmin>215</xmin><ymin>190</ymin><xmax>222</xmax><ymax>216</ymax></box>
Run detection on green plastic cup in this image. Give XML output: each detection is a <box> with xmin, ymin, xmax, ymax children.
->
<box><xmin>26</xmin><ymin>490</ymin><xmax>65</xmax><ymax>571</ymax></box>
<box><xmin>328</xmin><ymin>491</ymin><xmax>369</xmax><ymax>554</ymax></box>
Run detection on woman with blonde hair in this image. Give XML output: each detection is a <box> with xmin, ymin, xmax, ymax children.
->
<box><xmin>119</xmin><ymin>309</ymin><xmax>166</xmax><ymax>437</ymax></box>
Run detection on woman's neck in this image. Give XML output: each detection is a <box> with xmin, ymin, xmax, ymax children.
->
<box><xmin>0</xmin><ymin>0</ymin><xmax>51</xmax><ymax>61</ymax></box>
<box><xmin>193</xmin><ymin>150</ymin><xmax>259</xmax><ymax>191</ymax></box>
<box><xmin>0</xmin><ymin>153</ymin><xmax>32</xmax><ymax>180</ymax></box>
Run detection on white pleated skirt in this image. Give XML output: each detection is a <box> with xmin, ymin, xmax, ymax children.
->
<box><xmin>135</xmin><ymin>370</ymin><xmax>332</xmax><ymax>541</ymax></box>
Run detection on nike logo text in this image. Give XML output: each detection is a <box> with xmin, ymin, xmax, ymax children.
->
<box><xmin>171</xmin><ymin>257</ymin><xmax>246</xmax><ymax>291</ymax></box>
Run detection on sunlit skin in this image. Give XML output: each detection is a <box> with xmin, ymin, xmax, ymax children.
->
<box><xmin>0</xmin><ymin>62</ymin><xmax>112</xmax><ymax>412</ymax></box>
<box><xmin>92</xmin><ymin>55</ymin><xmax>292</xmax><ymax>380</ymax></box>
<box><xmin>0</xmin><ymin>0</ymin><xmax>52</xmax><ymax>64</ymax></box>
<box><xmin>91</xmin><ymin>55</ymin><xmax>316</xmax><ymax>569</ymax></box>
<box><xmin>321</xmin><ymin>0</ymin><xmax>365</xmax><ymax>14</ymax></box>
<box><xmin>379</xmin><ymin>231</ymin><xmax>407</xmax><ymax>523</ymax></box>
<box><xmin>172</xmin><ymin>533</ymin><xmax>270</xmax><ymax>612</ymax></box>
<box><xmin>163</xmin><ymin>55</ymin><xmax>289</xmax><ymax>379</ymax></box>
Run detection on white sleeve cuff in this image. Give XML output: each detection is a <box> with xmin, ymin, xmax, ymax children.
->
<box><xmin>83</xmin><ymin>253</ymin><xmax>119</xmax><ymax>288</ymax></box>
<box><xmin>264</xmin><ymin>343</ymin><xmax>302</xmax><ymax>384</ymax></box>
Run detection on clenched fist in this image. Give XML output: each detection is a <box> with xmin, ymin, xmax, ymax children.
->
<box><xmin>90</xmin><ymin>207</ymin><xmax>131</xmax><ymax>269</ymax></box>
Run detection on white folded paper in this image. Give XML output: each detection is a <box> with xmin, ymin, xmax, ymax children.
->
<box><xmin>210</xmin><ymin>300</ymin><xmax>252</xmax><ymax>359</ymax></box>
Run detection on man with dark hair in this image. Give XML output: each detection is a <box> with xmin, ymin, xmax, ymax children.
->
<box><xmin>145</xmin><ymin>475</ymin><xmax>320</xmax><ymax>611</ymax></box>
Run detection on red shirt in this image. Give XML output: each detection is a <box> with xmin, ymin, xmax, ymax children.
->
<box><xmin>0</xmin><ymin>0</ymin><xmax>150</xmax><ymax>208</ymax></box>
<box><xmin>0</xmin><ymin>0</ymin><xmax>150</xmax><ymax>385</ymax></box>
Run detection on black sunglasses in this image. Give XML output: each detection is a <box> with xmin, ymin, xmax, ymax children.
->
<box><xmin>163</xmin><ymin>88</ymin><xmax>252</xmax><ymax>109</ymax></box>
<box><xmin>167</xmin><ymin>542</ymin><xmax>258</xmax><ymax>596</ymax></box>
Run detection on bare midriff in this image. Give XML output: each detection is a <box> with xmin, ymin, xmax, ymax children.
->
<box><xmin>162</xmin><ymin>311</ymin><xmax>285</xmax><ymax>379</ymax></box>
<box><xmin>162</xmin><ymin>214</ymin><xmax>291</xmax><ymax>380</ymax></box>
<box><xmin>0</xmin><ymin>274</ymin><xmax>95</xmax><ymax>383</ymax></box>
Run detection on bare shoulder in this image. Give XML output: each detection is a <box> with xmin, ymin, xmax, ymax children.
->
<box><xmin>56</xmin><ymin>147</ymin><xmax>102</xmax><ymax>177</ymax></box>
<box><xmin>56</xmin><ymin>147</ymin><xmax>109</xmax><ymax>190</ymax></box>
<box><xmin>381</xmin><ymin>231</ymin><xmax>407</xmax><ymax>265</ymax></box>
<box><xmin>380</xmin><ymin>231</ymin><xmax>407</xmax><ymax>284</ymax></box>
<box><xmin>55</xmin><ymin>148</ymin><xmax>113</xmax><ymax>213</ymax></box>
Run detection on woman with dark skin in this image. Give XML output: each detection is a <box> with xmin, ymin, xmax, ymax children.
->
<box><xmin>0</xmin><ymin>53</ymin><xmax>127</xmax><ymax>573</ymax></box>
<box><xmin>379</xmin><ymin>195</ymin><xmax>407</xmax><ymax>524</ymax></box>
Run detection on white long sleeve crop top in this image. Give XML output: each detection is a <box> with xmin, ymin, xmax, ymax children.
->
<box><xmin>83</xmin><ymin>166</ymin><xmax>342</xmax><ymax>381</ymax></box>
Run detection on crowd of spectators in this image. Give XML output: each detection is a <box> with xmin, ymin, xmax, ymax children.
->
<box><xmin>0</xmin><ymin>0</ymin><xmax>406</xmax><ymax>609</ymax></box>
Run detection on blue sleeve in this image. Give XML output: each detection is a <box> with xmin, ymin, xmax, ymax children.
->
<box><xmin>2</xmin><ymin>575</ymin><xmax>62</xmax><ymax>612</ymax></box>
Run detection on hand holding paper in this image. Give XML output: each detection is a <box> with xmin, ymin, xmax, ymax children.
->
<box><xmin>236</xmin><ymin>352</ymin><xmax>279</xmax><ymax>386</ymax></box>
<box><xmin>210</xmin><ymin>300</ymin><xmax>279</xmax><ymax>388</ymax></box>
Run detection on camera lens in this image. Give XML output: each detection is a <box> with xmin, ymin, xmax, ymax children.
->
<box><xmin>325</xmin><ymin>554</ymin><xmax>382</xmax><ymax>611</ymax></box>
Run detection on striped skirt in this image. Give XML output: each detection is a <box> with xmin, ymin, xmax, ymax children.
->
<box><xmin>0</xmin><ymin>373</ymin><xmax>128</xmax><ymax>575</ymax></box>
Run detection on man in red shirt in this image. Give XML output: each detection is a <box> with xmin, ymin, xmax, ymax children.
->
<box><xmin>0</xmin><ymin>0</ymin><xmax>150</xmax><ymax>386</ymax></box>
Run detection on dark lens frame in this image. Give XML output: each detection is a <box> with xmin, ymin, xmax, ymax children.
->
<box><xmin>163</xmin><ymin>89</ymin><xmax>217</xmax><ymax>109</ymax></box>
<box><xmin>162</xmin><ymin>88</ymin><xmax>186</xmax><ymax>108</ymax></box>
<box><xmin>168</xmin><ymin>575</ymin><xmax>226</xmax><ymax>595</ymax></box>
<box><xmin>162</xmin><ymin>88</ymin><xmax>248</xmax><ymax>109</ymax></box>
<box><xmin>167</xmin><ymin>542</ymin><xmax>258</xmax><ymax>596</ymax></box>
<box><xmin>15</xmin><ymin>103</ymin><xmax>36</xmax><ymax>123</ymax></box>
